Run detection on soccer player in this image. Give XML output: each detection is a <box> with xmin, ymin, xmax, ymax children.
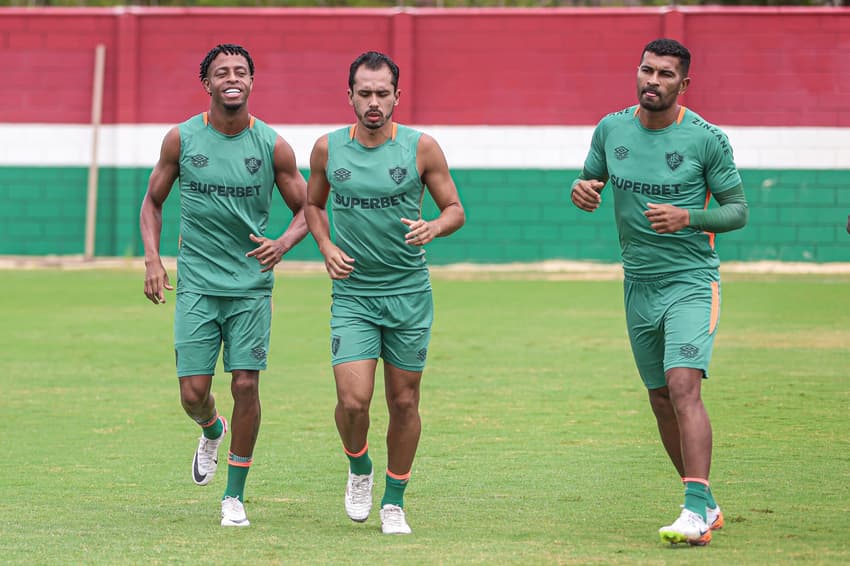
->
<box><xmin>570</xmin><ymin>38</ymin><xmax>748</xmax><ymax>545</ymax></box>
<box><xmin>139</xmin><ymin>44</ymin><xmax>308</xmax><ymax>527</ymax></box>
<box><xmin>304</xmin><ymin>51</ymin><xmax>465</xmax><ymax>535</ymax></box>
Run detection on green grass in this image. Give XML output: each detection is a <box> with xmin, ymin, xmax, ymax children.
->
<box><xmin>1</xmin><ymin>269</ymin><xmax>849</xmax><ymax>564</ymax></box>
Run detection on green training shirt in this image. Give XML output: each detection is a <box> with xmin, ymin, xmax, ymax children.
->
<box><xmin>176</xmin><ymin>113</ymin><xmax>278</xmax><ymax>296</ymax></box>
<box><xmin>580</xmin><ymin>106</ymin><xmax>742</xmax><ymax>278</ymax></box>
<box><xmin>326</xmin><ymin>123</ymin><xmax>431</xmax><ymax>296</ymax></box>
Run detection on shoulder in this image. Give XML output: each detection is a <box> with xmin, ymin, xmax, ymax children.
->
<box><xmin>683</xmin><ymin>109</ymin><xmax>734</xmax><ymax>152</ymax></box>
<box><xmin>326</xmin><ymin>125</ymin><xmax>354</xmax><ymax>147</ymax></box>
<box><xmin>599</xmin><ymin>105</ymin><xmax>637</xmax><ymax>127</ymax></box>
<box><xmin>248</xmin><ymin>116</ymin><xmax>280</xmax><ymax>145</ymax></box>
<box><xmin>593</xmin><ymin>106</ymin><xmax>637</xmax><ymax>139</ymax></box>
<box><xmin>178</xmin><ymin>113</ymin><xmax>205</xmax><ymax>135</ymax></box>
<box><xmin>684</xmin><ymin>110</ymin><xmax>729</xmax><ymax>140</ymax></box>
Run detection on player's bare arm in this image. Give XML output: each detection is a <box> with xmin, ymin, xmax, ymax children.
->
<box><xmin>246</xmin><ymin>136</ymin><xmax>309</xmax><ymax>273</ymax></box>
<box><xmin>571</xmin><ymin>179</ymin><xmax>605</xmax><ymax>212</ymax></box>
<box><xmin>402</xmin><ymin>134</ymin><xmax>465</xmax><ymax>247</ymax></box>
<box><xmin>305</xmin><ymin>135</ymin><xmax>355</xmax><ymax>280</ymax></box>
<box><xmin>140</xmin><ymin>127</ymin><xmax>180</xmax><ymax>305</ymax></box>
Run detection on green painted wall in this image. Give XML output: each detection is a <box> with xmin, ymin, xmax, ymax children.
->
<box><xmin>1</xmin><ymin>167</ymin><xmax>848</xmax><ymax>264</ymax></box>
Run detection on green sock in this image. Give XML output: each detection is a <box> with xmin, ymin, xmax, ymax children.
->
<box><xmin>683</xmin><ymin>480</ymin><xmax>708</xmax><ymax>521</ymax></box>
<box><xmin>223</xmin><ymin>452</ymin><xmax>252</xmax><ymax>502</ymax></box>
<box><xmin>345</xmin><ymin>446</ymin><xmax>373</xmax><ymax>476</ymax></box>
<box><xmin>201</xmin><ymin>414</ymin><xmax>223</xmax><ymax>440</ymax></box>
<box><xmin>706</xmin><ymin>485</ymin><xmax>717</xmax><ymax>509</ymax></box>
<box><xmin>381</xmin><ymin>473</ymin><xmax>409</xmax><ymax>508</ymax></box>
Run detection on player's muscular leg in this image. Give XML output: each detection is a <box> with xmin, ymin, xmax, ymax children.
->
<box><xmin>179</xmin><ymin>374</ymin><xmax>215</xmax><ymax>422</ymax></box>
<box><xmin>665</xmin><ymin>367</ymin><xmax>712</xmax><ymax>480</ymax></box>
<box><xmin>648</xmin><ymin>385</ymin><xmax>685</xmax><ymax>477</ymax></box>
<box><xmin>384</xmin><ymin>363</ymin><xmax>422</xmax><ymax>474</ymax></box>
<box><xmin>334</xmin><ymin>359</ymin><xmax>378</xmax><ymax>452</ymax></box>
<box><xmin>229</xmin><ymin>370</ymin><xmax>260</xmax><ymax>456</ymax></box>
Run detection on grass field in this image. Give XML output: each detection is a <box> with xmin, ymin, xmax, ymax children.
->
<box><xmin>1</xmin><ymin>268</ymin><xmax>849</xmax><ymax>565</ymax></box>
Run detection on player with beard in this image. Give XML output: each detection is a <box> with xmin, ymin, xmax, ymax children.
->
<box><xmin>140</xmin><ymin>44</ymin><xmax>308</xmax><ymax>527</ymax></box>
<box><xmin>304</xmin><ymin>51</ymin><xmax>465</xmax><ymax>534</ymax></box>
<box><xmin>570</xmin><ymin>38</ymin><xmax>748</xmax><ymax>546</ymax></box>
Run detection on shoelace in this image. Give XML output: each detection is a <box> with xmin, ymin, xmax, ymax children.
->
<box><xmin>350</xmin><ymin>476</ymin><xmax>371</xmax><ymax>499</ymax></box>
<box><xmin>197</xmin><ymin>436</ymin><xmax>220</xmax><ymax>466</ymax></box>
<box><xmin>222</xmin><ymin>496</ymin><xmax>242</xmax><ymax>512</ymax></box>
<box><xmin>382</xmin><ymin>506</ymin><xmax>404</xmax><ymax>526</ymax></box>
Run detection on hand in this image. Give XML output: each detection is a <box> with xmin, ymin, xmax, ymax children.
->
<box><xmin>247</xmin><ymin>233</ymin><xmax>285</xmax><ymax>273</ymax></box>
<box><xmin>571</xmin><ymin>180</ymin><xmax>604</xmax><ymax>212</ymax></box>
<box><xmin>401</xmin><ymin>217</ymin><xmax>439</xmax><ymax>246</ymax></box>
<box><xmin>644</xmin><ymin>203</ymin><xmax>690</xmax><ymax>234</ymax></box>
<box><xmin>319</xmin><ymin>242</ymin><xmax>355</xmax><ymax>280</ymax></box>
<box><xmin>143</xmin><ymin>260</ymin><xmax>173</xmax><ymax>304</ymax></box>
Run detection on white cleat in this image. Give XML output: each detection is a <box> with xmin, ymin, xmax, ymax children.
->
<box><xmin>659</xmin><ymin>508</ymin><xmax>711</xmax><ymax>546</ymax></box>
<box><xmin>380</xmin><ymin>504</ymin><xmax>412</xmax><ymax>535</ymax></box>
<box><xmin>220</xmin><ymin>496</ymin><xmax>250</xmax><ymax>527</ymax></box>
<box><xmin>706</xmin><ymin>504</ymin><xmax>724</xmax><ymax>531</ymax></box>
<box><xmin>192</xmin><ymin>417</ymin><xmax>228</xmax><ymax>486</ymax></box>
<box><xmin>344</xmin><ymin>469</ymin><xmax>374</xmax><ymax>522</ymax></box>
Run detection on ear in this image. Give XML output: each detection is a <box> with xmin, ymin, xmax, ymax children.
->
<box><xmin>347</xmin><ymin>88</ymin><xmax>354</xmax><ymax>107</ymax></box>
<box><xmin>679</xmin><ymin>77</ymin><xmax>690</xmax><ymax>96</ymax></box>
<box><xmin>202</xmin><ymin>77</ymin><xmax>212</xmax><ymax>95</ymax></box>
<box><xmin>394</xmin><ymin>88</ymin><xmax>401</xmax><ymax>106</ymax></box>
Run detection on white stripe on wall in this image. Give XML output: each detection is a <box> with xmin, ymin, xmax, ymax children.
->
<box><xmin>1</xmin><ymin>124</ymin><xmax>848</xmax><ymax>169</ymax></box>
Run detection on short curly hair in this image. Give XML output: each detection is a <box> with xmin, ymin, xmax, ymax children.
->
<box><xmin>642</xmin><ymin>38</ymin><xmax>691</xmax><ymax>75</ymax></box>
<box><xmin>199</xmin><ymin>44</ymin><xmax>254</xmax><ymax>80</ymax></box>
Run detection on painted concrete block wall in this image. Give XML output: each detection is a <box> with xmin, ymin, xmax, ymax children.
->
<box><xmin>2</xmin><ymin>7</ymin><xmax>849</xmax><ymax>263</ymax></box>
<box><xmin>3</xmin><ymin>167</ymin><xmax>848</xmax><ymax>264</ymax></box>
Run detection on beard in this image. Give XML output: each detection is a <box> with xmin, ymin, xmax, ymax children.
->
<box><xmin>222</xmin><ymin>100</ymin><xmax>245</xmax><ymax>112</ymax></box>
<box><xmin>360</xmin><ymin>107</ymin><xmax>393</xmax><ymax>130</ymax></box>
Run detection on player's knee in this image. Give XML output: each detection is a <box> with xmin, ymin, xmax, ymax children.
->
<box><xmin>230</xmin><ymin>372</ymin><xmax>259</xmax><ymax>400</ymax></box>
<box><xmin>180</xmin><ymin>389</ymin><xmax>208</xmax><ymax>412</ymax></box>
<box><xmin>338</xmin><ymin>395</ymin><xmax>370</xmax><ymax>417</ymax></box>
<box><xmin>387</xmin><ymin>391</ymin><xmax>419</xmax><ymax>416</ymax></box>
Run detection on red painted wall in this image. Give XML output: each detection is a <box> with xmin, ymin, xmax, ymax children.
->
<box><xmin>2</xmin><ymin>7</ymin><xmax>849</xmax><ymax>126</ymax></box>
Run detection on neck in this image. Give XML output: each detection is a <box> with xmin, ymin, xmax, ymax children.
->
<box><xmin>354</xmin><ymin>122</ymin><xmax>394</xmax><ymax>148</ymax></box>
<box><xmin>638</xmin><ymin>104</ymin><xmax>681</xmax><ymax>130</ymax></box>
<box><xmin>208</xmin><ymin>106</ymin><xmax>251</xmax><ymax>135</ymax></box>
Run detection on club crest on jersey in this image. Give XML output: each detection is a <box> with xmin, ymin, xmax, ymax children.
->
<box><xmin>389</xmin><ymin>166</ymin><xmax>408</xmax><ymax>185</ymax></box>
<box><xmin>245</xmin><ymin>157</ymin><xmax>262</xmax><ymax>175</ymax></box>
<box><xmin>190</xmin><ymin>154</ymin><xmax>209</xmax><ymax>168</ymax></box>
<box><xmin>666</xmin><ymin>151</ymin><xmax>684</xmax><ymax>171</ymax></box>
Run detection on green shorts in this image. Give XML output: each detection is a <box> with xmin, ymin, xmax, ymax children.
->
<box><xmin>624</xmin><ymin>270</ymin><xmax>720</xmax><ymax>390</ymax></box>
<box><xmin>174</xmin><ymin>292</ymin><xmax>272</xmax><ymax>377</ymax></box>
<box><xmin>330</xmin><ymin>291</ymin><xmax>433</xmax><ymax>372</ymax></box>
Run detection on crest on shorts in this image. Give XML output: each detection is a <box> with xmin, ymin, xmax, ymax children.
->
<box><xmin>680</xmin><ymin>344</ymin><xmax>699</xmax><ymax>359</ymax></box>
<box><xmin>417</xmin><ymin>348</ymin><xmax>427</xmax><ymax>362</ymax></box>
<box><xmin>389</xmin><ymin>166</ymin><xmax>407</xmax><ymax>185</ymax></box>
<box><xmin>666</xmin><ymin>151</ymin><xmax>684</xmax><ymax>171</ymax></box>
<box><xmin>245</xmin><ymin>157</ymin><xmax>262</xmax><ymax>175</ymax></box>
<box><xmin>331</xmin><ymin>335</ymin><xmax>341</xmax><ymax>355</ymax></box>
<box><xmin>251</xmin><ymin>346</ymin><xmax>267</xmax><ymax>361</ymax></box>
<box><xmin>190</xmin><ymin>154</ymin><xmax>209</xmax><ymax>168</ymax></box>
